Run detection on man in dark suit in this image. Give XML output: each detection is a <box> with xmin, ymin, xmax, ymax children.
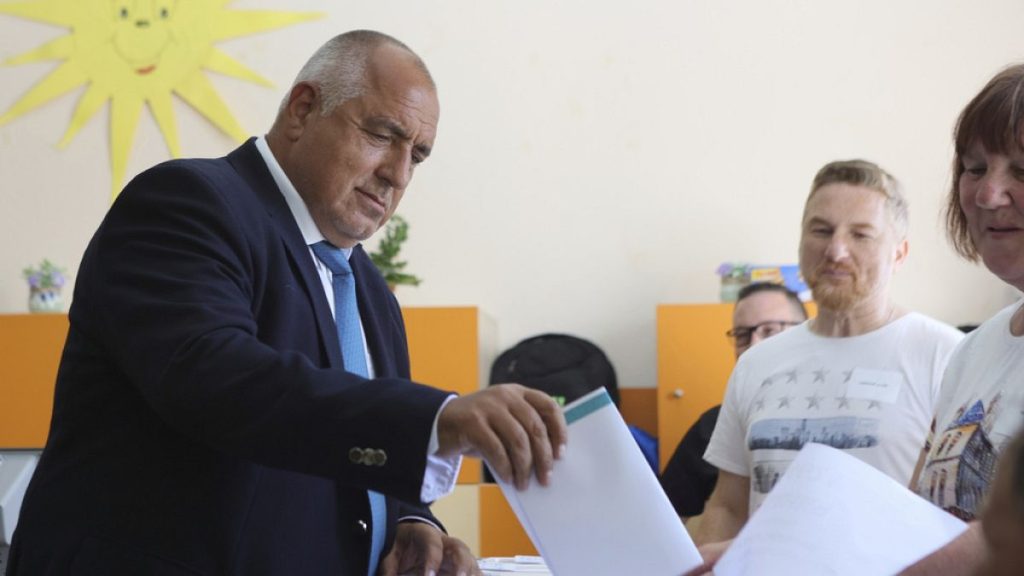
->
<box><xmin>7</xmin><ymin>30</ymin><xmax>566</xmax><ymax>576</ymax></box>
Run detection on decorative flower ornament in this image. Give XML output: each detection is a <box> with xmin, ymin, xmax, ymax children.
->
<box><xmin>23</xmin><ymin>259</ymin><xmax>66</xmax><ymax>312</ymax></box>
<box><xmin>23</xmin><ymin>259</ymin><xmax>65</xmax><ymax>290</ymax></box>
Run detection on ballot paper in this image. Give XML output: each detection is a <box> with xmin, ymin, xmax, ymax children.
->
<box><xmin>479</xmin><ymin>555</ymin><xmax>552</xmax><ymax>574</ymax></box>
<box><xmin>715</xmin><ymin>443</ymin><xmax>969</xmax><ymax>576</ymax></box>
<box><xmin>490</xmin><ymin>388</ymin><xmax>702</xmax><ymax>576</ymax></box>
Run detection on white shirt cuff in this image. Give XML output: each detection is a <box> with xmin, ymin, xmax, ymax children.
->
<box><xmin>396</xmin><ymin>515</ymin><xmax>444</xmax><ymax>533</ymax></box>
<box><xmin>421</xmin><ymin>395</ymin><xmax>462</xmax><ymax>503</ymax></box>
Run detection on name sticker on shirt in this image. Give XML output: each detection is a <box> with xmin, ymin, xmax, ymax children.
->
<box><xmin>845</xmin><ymin>368</ymin><xmax>904</xmax><ymax>404</ymax></box>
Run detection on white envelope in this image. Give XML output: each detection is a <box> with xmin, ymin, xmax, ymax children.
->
<box><xmin>491</xmin><ymin>388</ymin><xmax>702</xmax><ymax>576</ymax></box>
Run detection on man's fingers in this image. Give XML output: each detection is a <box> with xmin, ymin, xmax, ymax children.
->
<box><xmin>479</xmin><ymin>410</ymin><xmax>537</xmax><ymax>489</ymax></box>
<box><xmin>508</xmin><ymin>397</ymin><xmax>553</xmax><ymax>487</ymax></box>
<box><xmin>436</xmin><ymin>384</ymin><xmax>568</xmax><ymax>490</ymax></box>
<box><xmin>681</xmin><ymin>563</ymin><xmax>714</xmax><ymax>576</ymax></box>
<box><xmin>377</xmin><ymin>551</ymin><xmax>398</xmax><ymax>576</ymax></box>
<box><xmin>417</xmin><ymin>532</ymin><xmax>444</xmax><ymax>576</ymax></box>
<box><xmin>389</xmin><ymin>522</ymin><xmax>446</xmax><ymax>576</ymax></box>
<box><xmin>441</xmin><ymin>536</ymin><xmax>481</xmax><ymax>576</ymax></box>
<box><xmin>504</xmin><ymin>411</ymin><xmax>534</xmax><ymax>491</ymax></box>
<box><xmin>524</xmin><ymin>389</ymin><xmax>569</xmax><ymax>459</ymax></box>
<box><xmin>480</xmin><ymin>385</ymin><xmax>566</xmax><ymax>490</ymax></box>
<box><xmin>686</xmin><ymin>539</ymin><xmax>729</xmax><ymax>576</ymax></box>
<box><xmin>475</xmin><ymin>425</ymin><xmax>514</xmax><ymax>486</ymax></box>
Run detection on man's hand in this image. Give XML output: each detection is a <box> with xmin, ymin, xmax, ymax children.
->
<box><xmin>682</xmin><ymin>539</ymin><xmax>732</xmax><ymax>576</ymax></box>
<box><xmin>437</xmin><ymin>384</ymin><xmax>568</xmax><ymax>490</ymax></box>
<box><xmin>377</xmin><ymin>522</ymin><xmax>481</xmax><ymax>576</ymax></box>
<box><xmin>690</xmin><ymin>471</ymin><xmax>749</xmax><ymax>545</ymax></box>
<box><xmin>897</xmin><ymin>521</ymin><xmax>986</xmax><ymax>576</ymax></box>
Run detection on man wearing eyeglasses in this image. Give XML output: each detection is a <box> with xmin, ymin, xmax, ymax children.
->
<box><xmin>687</xmin><ymin>160</ymin><xmax>964</xmax><ymax>574</ymax></box>
<box><xmin>660</xmin><ymin>282</ymin><xmax>807</xmax><ymax>525</ymax></box>
<box><xmin>727</xmin><ymin>283</ymin><xmax>808</xmax><ymax>357</ymax></box>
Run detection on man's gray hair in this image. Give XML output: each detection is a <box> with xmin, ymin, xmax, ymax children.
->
<box><xmin>286</xmin><ymin>30</ymin><xmax>432</xmax><ymax>114</ymax></box>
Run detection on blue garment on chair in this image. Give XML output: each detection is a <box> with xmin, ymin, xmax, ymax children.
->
<box><xmin>628</xmin><ymin>424</ymin><xmax>660</xmax><ymax>474</ymax></box>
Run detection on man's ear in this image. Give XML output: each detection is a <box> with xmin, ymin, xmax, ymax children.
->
<box><xmin>281</xmin><ymin>82</ymin><xmax>319</xmax><ymax>140</ymax></box>
<box><xmin>893</xmin><ymin>237</ymin><xmax>909</xmax><ymax>270</ymax></box>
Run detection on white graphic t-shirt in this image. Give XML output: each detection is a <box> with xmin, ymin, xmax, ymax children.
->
<box><xmin>705</xmin><ymin>313</ymin><xmax>963</xmax><ymax>514</ymax></box>
<box><xmin>916</xmin><ymin>302</ymin><xmax>1024</xmax><ymax>521</ymax></box>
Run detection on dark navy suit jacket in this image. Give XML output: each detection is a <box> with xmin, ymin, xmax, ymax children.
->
<box><xmin>7</xmin><ymin>140</ymin><xmax>452</xmax><ymax>575</ymax></box>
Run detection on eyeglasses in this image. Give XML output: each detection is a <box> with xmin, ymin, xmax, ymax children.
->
<box><xmin>726</xmin><ymin>321</ymin><xmax>802</xmax><ymax>348</ymax></box>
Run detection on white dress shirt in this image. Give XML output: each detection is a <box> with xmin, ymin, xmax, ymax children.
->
<box><xmin>254</xmin><ymin>136</ymin><xmax>460</xmax><ymax>504</ymax></box>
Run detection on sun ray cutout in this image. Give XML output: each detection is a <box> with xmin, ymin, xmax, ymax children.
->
<box><xmin>0</xmin><ymin>0</ymin><xmax>322</xmax><ymax>199</ymax></box>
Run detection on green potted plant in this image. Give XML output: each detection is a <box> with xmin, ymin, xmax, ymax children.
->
<box><xmin>23</xmin><ymin>258</ymin><xmax>66</xmax><ymax>313</ymax></box>
<box><xmin>369</xmin><ymin>215</ymin><xmax>421</xmax><ymax>291</ymax></box>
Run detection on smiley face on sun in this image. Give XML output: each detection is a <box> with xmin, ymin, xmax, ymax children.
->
<box><xmin>0</xmin><ymin>0</ymin><xmax>321</xmax><ymax>198</ymax></box>
<box><xmin>111</xmin><ymin>1</ymin><xmax>175</xmax><ymax>75</ymax></box>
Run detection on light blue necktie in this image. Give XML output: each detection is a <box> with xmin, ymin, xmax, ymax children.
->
<box><xmin>310</xmin><ymin>241</ymin><xmax>387</xmax><ymax>576</ymax></box>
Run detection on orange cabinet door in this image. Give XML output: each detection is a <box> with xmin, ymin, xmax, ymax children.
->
<box><xmin>656</xmin><ymin>304</ymin><xmax>736</xmax><ymax>471</ymax></box>
<box><xmin>0</xmin><ymin>314</ymin><xmax>68</xmax><ymax>449</ymax></box>
<box><xmin>656</xmin><ymin>302</ymin><xmax>816</xmax><ymax>470</ymax></box>
<box><xmin>403</xmin><ymin>306</ymin><xmax>487</xmax><ymax>484</ymax></box>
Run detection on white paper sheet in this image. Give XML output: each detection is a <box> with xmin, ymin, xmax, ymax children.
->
<box><xmin>491</xmin><ymin>388</ymin><xmax>702</xmax><ymax>576</ymax></box>
<box><xmin>479</xmin><ymin>555</ymin><xmax>552</xmax><ymax>574</ymax></box>
<box><xmin>715</xmin><ymin>443</ymin><xmax>968</xmax><ymax>576</ymax></box>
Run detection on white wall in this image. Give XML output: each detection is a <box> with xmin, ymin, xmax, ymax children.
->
<box><xmin>1</xmin><ymin>0</ymin><xmax>1018</xmax><ymax>390</ymax></box>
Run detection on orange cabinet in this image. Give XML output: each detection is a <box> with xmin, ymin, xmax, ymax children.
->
<box><xmin>403</xmin><ymin>306</ymin><xmax>494</xmax><ymax>484</ymax></box>
<box><xmin>656</xmin><ymin>304</ymin><xmax>736</xmax><ymax>470</ymax></box>
<box><xmin>0</xmin><ymin>314</ymin><xmax>67</xmax><ymax>449</ymax></box>
<box><xmin>656</xmin><ymin>302</ymin><xmax>815</xmax><ymax>470</ymax></box>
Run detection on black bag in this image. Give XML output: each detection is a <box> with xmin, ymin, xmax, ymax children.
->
<box><xmin>488</xmin><ymin>333</ymin><xmax>619</xmax><ymax>407</ymax></box>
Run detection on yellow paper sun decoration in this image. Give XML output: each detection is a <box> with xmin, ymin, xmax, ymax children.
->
<box><xmin>0</xmin><ymin>0</ymin><xmax>321</xmax><ymax>199</ymax></box>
